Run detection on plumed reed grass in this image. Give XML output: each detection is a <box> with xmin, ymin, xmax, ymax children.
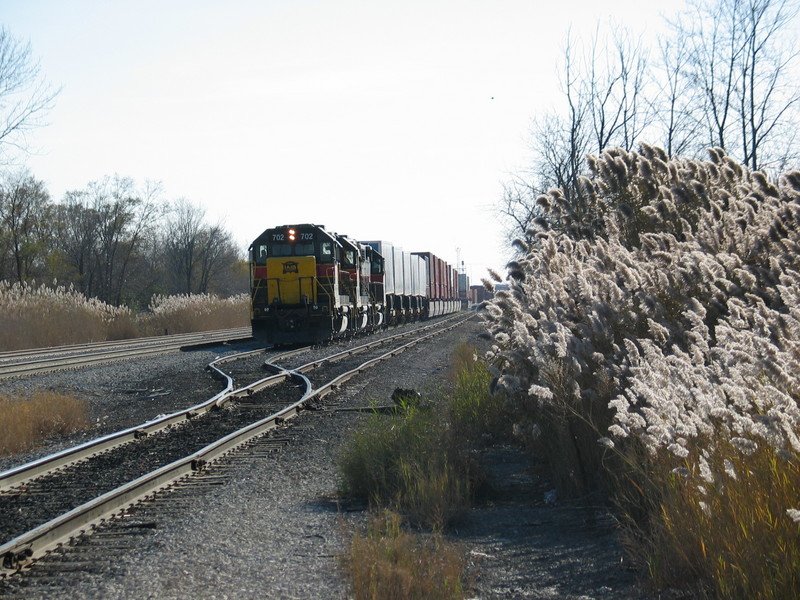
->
<box><xmin>0</xmin><ymin>281</ymin><xmax>135</xmax><ymax>350</ymax></box>
<box><xmin>137</xmin><ymin>293</ymin><xmax>249</xmax><ymax>335</ymax></box>
<box><xmin>0</xmin><ymin>281</ymin><xmax>249</xmax><ymax>350</ymax></box>
<box><xmin>483</xmin><ymin>145</ymin><xmax>800</xmax><ymax>596</ymax></box>
<box><xmin>343</xmin><ymin>510</ymin><xmax>467</xmax><ymax>600</ymax></box>
<box><xmin>0</xmin><ymin>391</ymin><xmax>91</xmax><ymax>457</ymax></box>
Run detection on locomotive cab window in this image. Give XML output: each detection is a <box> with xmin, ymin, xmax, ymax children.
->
<box><xmin>320</xmin><ymin>241</ymin><xmax>334</xmax><ymax>263</ymax></box>
<box><xmin>255</xmin><ymin>245</ymin><xmax>268</xmax><ymax>265</ymax></box>
<box><xmin>342</xmin><ymin>250</ymin><xmax>356</xmax><ymax>268</ymax></box>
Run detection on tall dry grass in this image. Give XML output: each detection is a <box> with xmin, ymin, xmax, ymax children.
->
<box><xmin>0</xmin><ymin>391</ymin><xmax>91</xmax><ymax>457</ymax></box>
<box><xmin>482</xmin><ymin>145</ymin><xmax>800</xmax><ymax>597</ymax></box>
<box><xmin>615</xmin><ymin>441</ymin><xmax>800</xmax><ymax>599</ymax></box>
<box><xmin>137</xmin><ymin>293</ymin><xmax>249</xmax><ymax>336</ymax></box>
<box><xmin>343</xmin><ymin>511</ymin><xmax>467</xmax><ymax>600</ymax></box>
<box><xmin>338</xmin><ymin>343</ymin><xmax>508</xmax><ymax>599</ymax></box>
<box><xmin>0</xmin><ymin>281</ymin><xmax>136</xmax><ymax>349</ymax></box>
<box><xmin>0</xmin><ymin>281</ymin><xmax>249</xmax><ymax>350</ymax></box>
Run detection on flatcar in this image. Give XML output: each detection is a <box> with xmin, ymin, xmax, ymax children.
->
<box><xmin>249</xmin><ymin>223</ymin><xmax>462</xmax><ymax>345</ymax></box>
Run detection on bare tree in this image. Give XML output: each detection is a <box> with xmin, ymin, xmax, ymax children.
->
<box><xmin>89</xmin><ymin>176</ymin><xmax>162</xmax><ymax>304</ymax></box>
<box><xmin>52</xmin><ymin>191</ymin><xmax>100</xmax><ymax>294</ymax></box>
<box><xmin>676</xmin><ymin>0</ymin><xmax>800</xmax><ymax>170</ymax></box>
<box><xmin>588</xmin><ymin>24</ymin><xmax>650</xmax><ymax>154</ymax></box>
<box><xmin>52</xmin><ymin>177</ymin><xmax>163</xmax><ymax>303</ymax></box>
<box><xmin>502</xmin><ymin>24</ymin><xmax>649</xmax><ymax>247</ymax></box>
<box><xmin>163</xmin><ymin>199</ymin><xmax>205</xmax><ymax>294</ymax></box>
<box><xmin>0</xmin><ymin>169</ymin><xmax>52</xmax><ymax>282</ymax></box>
<box><xmin>498</xmin><ymin>176</ymin><xmax>541</xmax><ymax>244</ymax></box>
<box><xmin>650</xmin><ymin>35</ymin><xmax>706</xmax><ymax>158</ymax></box>
<box><xmin>737</xmin><ymin>0</ymin><xmax>800</xmax><ymax>169</ymax></box>
<box><xmin>0</xmin><ymin>27</ymin><xmax>59</xmax><ymax>160</ymax></box>
<box><xmin>162</xmin><ymin>200</ymin><xmax>240</xmax><ymax>295</ymax></box>
<box><xmin>195</xmin><ymin>225</ymin><xmax>242</xmax><ymax>295</ymax></box>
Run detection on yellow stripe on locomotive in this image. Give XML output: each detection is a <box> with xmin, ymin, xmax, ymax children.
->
<box><xmin>265</xmin><ymin>256</ymin><xmax>317</xmax><ymax>305</ymax></box>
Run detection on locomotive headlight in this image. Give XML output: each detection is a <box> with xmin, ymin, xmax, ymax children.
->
<box><xmin>288</xmin><ymin>228</ymin><xmax>296</xmax><ymax>241</ymax></box>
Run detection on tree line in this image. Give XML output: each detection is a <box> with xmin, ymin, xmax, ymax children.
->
<box><xmin>0</xmin><ymin>170</ymin><xmax>248</xmax><ymax>308</ymax></box>
<box><xmin>501</xmin><ymin>0</ymin><xmax>800</xmax><ymax>244</ymax></box>
<box><xmin>0</xmin><ymin>25</ymin><xmax>246</xmax><ymax>308</ymax></box>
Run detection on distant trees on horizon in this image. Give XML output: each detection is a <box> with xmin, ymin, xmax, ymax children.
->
<box><xmin>0</xmin><ymin>170</ymin><xmax>248</xmax><ymax>309</ymax></box>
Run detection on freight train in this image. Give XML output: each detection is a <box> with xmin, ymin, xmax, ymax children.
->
<box><xmin>249</xmin><ymin>223</ymin><xmax>463</xmax><ymax>345</ymax></box>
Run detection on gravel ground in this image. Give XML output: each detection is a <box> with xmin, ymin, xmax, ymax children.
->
<box><xmin>0</xmin><ymin>318</ymin><xmax>654</xmax><ymax>599</ymax></box>
<box><xmin>0</xmin><ymin>339</ymin><xmax>266</xmax><ymax>474</ymax></box>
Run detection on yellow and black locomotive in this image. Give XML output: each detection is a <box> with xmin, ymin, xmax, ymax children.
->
<box><xmin>249</xmin><ymin>223</ymin><xmax>461</xmax><ymax>345</ymax></box>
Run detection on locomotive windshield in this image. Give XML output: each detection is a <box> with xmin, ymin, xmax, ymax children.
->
<box><xmin>252</xmin><ymin>226</ymin><xmax>338</xmax><ymax>264</ymax></box>
<box><xmin>258</xmin><ymin>227</ymin><xmax>316</xmax><ymax>258</ymax></box>
<box><xmin>268</xmin><ymin>242</ymin><xmax>314</xmax><ymax>257</ymax></box>
<box><xmin>342</xmin><ymin>249</ymin><xmax>356</xmax><ymax>268</ymax></box>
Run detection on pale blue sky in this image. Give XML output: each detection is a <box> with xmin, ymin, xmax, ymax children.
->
<box><xmin>2</xmin><ymin>0</ymin><xmax>684</xmax><ymax>279</ymax></box>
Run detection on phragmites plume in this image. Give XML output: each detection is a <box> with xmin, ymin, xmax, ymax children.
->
<box><xmin>778</xmin><ymin>171</ymin><xmax>800</xmax><ymax>203</ymax></box>
<box><xmin>483</xmin><ymin>143</ymin><xmax>800</xmax><ymax>501</ymax></box>
<box><xmin>586</xmin><ymin>153</ymin><xmax>599</xmax><ymax>174</ymax></box>
<box><xmin>707</xmin><ymin>146</ymin><xmax>725</xmax><ymax>164</ymax></box>
<box><xmin>531</xmin><ymin>216</ymin><xmax>549</xmax><ymax>231</ymax></box>
<box><xmin>506</xmin><ymin>260</ymin><xmax>526</xmax><ymax>282</ymax></box>
<box><xmin>512</xmin><ymin>238</ymin><xmax>529</xmax><ymax>253</ymax></box>
<box><xmin>487</xmin><ymin>268</ymin><xmax>503</xmax><ymax>282</ymax></box>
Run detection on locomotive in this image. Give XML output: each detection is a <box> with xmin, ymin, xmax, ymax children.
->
<box><xmin>249</xmin><ymin>223</ymin><xmax>462</xmax><ymax>345</ymax></box>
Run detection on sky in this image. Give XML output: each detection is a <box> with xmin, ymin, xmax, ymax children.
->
<box><xmin>2</xmin><ymin>0</ymin><xmax>686</xmax><ymax>282</ymax></box>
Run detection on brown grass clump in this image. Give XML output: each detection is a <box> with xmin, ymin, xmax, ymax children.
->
<box><xmin>338</xmin><ymin>342</ymin><xmax>509</xmax><ymax>598</ymax></box>
<box><xmin>338</xmin><ymin>343</ymin><xmax>502</xmax><ymax>531</ymax></box>
<box><xmin>0</xmin><ymin>391</ymin><xmax>92</xmax><ymax>457</ymax></box>
<box><xmin>337</xmin><ymin>404</ymin><xmax>473</xmax><ymax>531</ymax></box>
<box><xmin>618</xmin><ymin>441</ymin><xmax>800</xmax><ymax>599</ymax></box>
<box><xmin>343</xmin><ymin>511</ymin><xmax>467</xmax><ymax>600</ymax></box>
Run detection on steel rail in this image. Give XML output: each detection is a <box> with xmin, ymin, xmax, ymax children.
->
<box><xmin>0</xmin><ymin>327</ymin><xmax>253</xmax><ymax>379</ymax></box>
<box><xmin>311</xmin><ymin>317</ymin><xmax>468</xmax><ymax>400</ymax></box>
<box><xmin>0</xmin><ymin>318</ymin><xmax>463</xmax><ymax>492</ymax></box>
<box><xmin>228</xmin><ymin>316</ymin><xmax>463</xmax><ymax>398</ymax></box>
<box><xmin>0</xmin><ymin>327</ymin><xmax>252</xmax><ymax>362</ymax></box>
<box><xmin>0</xmin><ymin>315</ymin><xmax>473</xmax><ymax>573</ymax></box>
<box><xmin>0</xmin><ymin>366</ymin><xmax>313</xmax><ymax>573</ymax></box>
<box><xmin>0</xmin><ymin>348</ymin><xmax>269</xmax><ymax>492</ymax></box>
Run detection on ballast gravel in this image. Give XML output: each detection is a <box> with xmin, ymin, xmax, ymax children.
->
<box><xmin>0</xmin><ymin>319</ymin><xmax>652</xmax><ymax>599</ymax></box>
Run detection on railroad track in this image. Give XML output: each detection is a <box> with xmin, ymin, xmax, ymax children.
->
<box><xmin>0</xmin><ymin>315</ymin><xmax>471</xmax><ymax>577</ymax></box>
<box><xmin>0</xmin><ymin>327</ymin><xmax>253</xmax><ymax>379</ymax></box>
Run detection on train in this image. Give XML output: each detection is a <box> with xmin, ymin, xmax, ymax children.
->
<box><xmin>249</xmin><ymin>223</ymin><xmax>464</xmax><ymax>345</ymax></box>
